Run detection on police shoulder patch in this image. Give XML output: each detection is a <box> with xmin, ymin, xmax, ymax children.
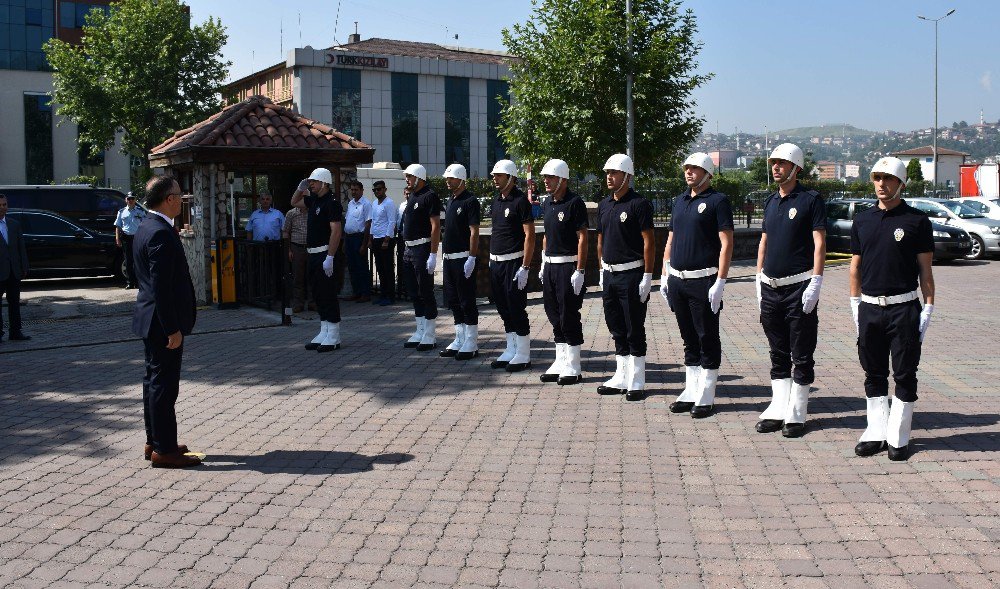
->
<box><xmin>697</xmin><ymin>202</ymin><xmax>707</xmax><ymax>214</ymax></box>
<box><xmin>504</xmin><ymin>208</ymin><xmax>510</xmax><ymax>217</ymax></box>
<box><xmin>558</xmin><ymin>211</ymin><xmax>565</xmax><ymax>221</ymax></box>
<box><xmin>788</xmin><ymin>207</ymin><xmax>798</xmax><ymax>220</ymax></box>
<box><xmin>894</xmin><ymin>228</ymin><xmax>904</xmax><ymax>241</ymax></box>
<box><xmin>620</xmin><ymin>211</ymin><xmax>628</xmax><ymax>222</ymax></box>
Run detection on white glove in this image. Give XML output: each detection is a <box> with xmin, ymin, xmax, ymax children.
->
<box><xmin>755</xmin><ymin>272</ymin><xmax>763</xmax><ymax>310</ymax></box>
<box><xmin>919</xmin><ymin>304</ymin><xmax>934</xmax><ymax>342</ymax></box>
<box><xmin>599</xmin><ymin>269</ymin><xmax>604</xmax><ymax>291</ymax></box>
<box><xmin>322</xmin><ymin>255</ymin><xmax>334</xmax><ymax>277</ymax></box>
<box><xmin>801</xmin><ymin>275</ymin><xmax>823</xmax><ymax>314</ymax></box>
<box><xmin>297</xmin><ymin>178</ymin><xmax>310</xmax><ymax>192</ymax></box>
<box><xmin>514</xmin><ymin>266</ymin><xmax>529</xmax><ymax>290</ymax></box>
<box><xmin>570</xmin><ymin>269</ymin><xmax>584</xmax><ymax>296</ymax></box>
<box><xmin>850</xmin><ymin>296</ymin><xmax>861</xmax><ymax>336</ymax></box>
<box><xmin>659</xmin><ymin>275</ymin><xmax>669</xmax><ymax>302</ymax></box>
<box><xmin>426</xmin><ymin>252</ymin><xmax>437</xmax><ymax>274</ymax></box>
<box><xmin>708</xmin><ymin>278</ymin><xmax>726</xmax><ymax>314</ymax></box>
<box><xmin>538</xmin><ymin>260</ymin><xmax>546</xmax><ymax>285</ymax></box>
<box><xmin>463</xmin><ymin>256</ymin><xmax>475</xmax><ymax>278</ymax></box>
<box><xmin>639</xmin><ymin>273</ymin><xmax>652</xmax><ymax>303</ymax></box>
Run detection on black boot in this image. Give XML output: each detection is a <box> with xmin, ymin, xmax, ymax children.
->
<box><xmin>755</xmin><ymin>419</ymin><xmax>783</xmax><ymax>433</ymax></box>
<box><xmin>854</xmin><ymin>441</ymin><xmax>887</xmax><ymax>457</ymax></box>
<box><xmin>781</xmin><ymin>422</ymin><xmax>806</xmax><ymax>438</ymax></box>
<box><xmin>690</xmin><ymin>405</ymin><xmax>714</xmax><ymax>419</ymax></box>
<box><xmin>887</xmin><ymin>444</ymin><xmax>911</xmax><ymax>461</ymax></box>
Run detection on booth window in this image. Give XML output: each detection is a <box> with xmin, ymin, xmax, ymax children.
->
<box><xmin>331</xmin><ymin>68</ymin><xmax>361</xmax><ymax>138</ymax></box>
<box><xmin>24</xmin><ymin>93</ymin><xmax>53</xmax><ymax>184</ymax></box>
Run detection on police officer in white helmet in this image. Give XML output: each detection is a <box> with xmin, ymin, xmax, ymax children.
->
<box><xmin>291</xmin><ymin>168</ymin><xmax>344</xmax><ymax>352</ymax></box>
<box><xmin>596</xmin><ymin>154</ymin><xmax>655</xmax><ymax>401</ymax></box>
<box><xmin>439</xmin><ymin>163</ymin><xmax>482</xmax><ymax>360</ymax></box>
<box><xmin>850</xmin><ymin>157</ymin><xmax>935</xmax><ymax>461</ymax></box>
<box><xmin>400</xmin><ymin>163</ymin><xmax>443</xmax><ymax>351</ymax></box>
<box><xmin>660</xmin><ymin>152</ymin><xmax>734</xmax><ymax>418</ymax></box>
<box><xmin>754</xmin><ymin>143</ymin><xmax>827</xmax><ymax>438</ymax></box>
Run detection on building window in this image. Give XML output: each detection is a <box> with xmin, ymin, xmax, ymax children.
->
<box><xmin>1</xmin><ymin>0</ymin><xmax>55</xmax><ymax>71</ymax></box>
<box><xmin>78</xmin><ymin>125</ymin><xmax>105</xmax><ymax>181</ymax></box>
<box><xmin>445</xmin><ymin>76</ymin><xmax>470</xmax><ymax>172</ymax></box>
<box><xmin>331</xmin><ymin>68</ymin><xmax>361</xmax><ymax>138</ymax></box>
<box><xmin>24</xmin><ymin>93</ymin><xmax>53</xmax><ymax>184</ymax></box>
<box><xmin>392</xmin><ymin>72</ymin><xmax>418</xmax><ymax>167</ymax></box>
<box><xmin>486</xmin><ymin>79</ymin><xmax>510</xmax><ymax>169</ymax></box>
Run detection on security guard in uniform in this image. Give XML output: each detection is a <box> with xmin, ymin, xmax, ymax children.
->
<box><xmin>851</xmin><ymin>157</ymin><xmax>935</xmax><ymax>461</ymax></box>
<box><xmin>439</xmin><ymin>163</ymin><xmax>482</xmax><ymax>360</ymax></box>
<box><xmin>596</xmin><ymin>154</ymin><xmax>655</xmax><ymax>401</ymax></box>
<box><xmin>400</xmin><ymin>164</ymin><xmax>443</xmax><ymax>352</ymax></box>
<box><xmin>754</xmin><ymin>143</ymin><xmax>827</xmax><ymax>437</ymax></box>
<box><xmin>660</xmin><ymin>152</ymin><xmax>734</xmax><ymax>418</ymax></box>
<box><xmin>488</xmin><ymin>159</ymin><xmax>536</xmax><ymax>372</ymax></box>
<box><xmin>291</xmin><ymin>168</ymin><xmax>344</xmax><ymax>352</ymax></box>
<box><xmin>537</xmin><ymin>159</ymin><xmax>588</xmax><ymax>385</ymax></box>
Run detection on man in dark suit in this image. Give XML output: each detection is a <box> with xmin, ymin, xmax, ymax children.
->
<box><xmin>0</xmin><ymin>193</ymin><xmax>30</xmax><ymax>343</ymax></box>
<box><xmin>132</xmin><ymin>176</ymin><xmax>200</xmax><ymax>468</ymax></box>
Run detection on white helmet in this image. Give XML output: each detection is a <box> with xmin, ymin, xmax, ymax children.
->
<box><xmin>443</xmin><ymin>163</ymin><xmax>467</xmax><ymax>181</ymax></box>
<box><xmin>870</xmin><ymin>157</ymin><xmax>907</xmax><ymax>185</ymax></box>
<box><xmin>540</xmin><ymin>158</ymin><xmax>569</xmax><ymax>179</ymax></box>
<box><xmin>308</xmin><ymin>167</ymin><xmax>333</xmax><ymax>185</ymax></box>
<box><xmin>603</xmin><ymin>153</ymin><xmax>634</xmax><ymax>176</ymax></box>
<box><xmin>491</xmin><ymin>159</ymin><xmax>518</xmax><ymax>177</ymax></box>
<box><xmin>682</xmin><ymin>152</ymin><xmax>715</xmax><ymax>175</ymax></box>
<box><xmin>403</xmin><ymin>163</ymin><xmax>427</xmax><ymax>181</ymax></box>
<box><xmin>768</xmin><ymin>143</ymin><xmax>804</xmax><ymax>170</ymax></box>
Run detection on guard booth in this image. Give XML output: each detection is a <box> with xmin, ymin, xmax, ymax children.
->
<box><xmin>148</xmin><ymin>95</ymin><xmax>376</xmax><ymax>318</ymax></box>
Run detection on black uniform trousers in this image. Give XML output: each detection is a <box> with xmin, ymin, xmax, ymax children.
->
<box><xmin>760</xmin><ymin>280</ymin><xmax>818</xmax><ymax>384</ymax></box>
<box><xmin>0</xmin><ymin>276</ymin><xmax>23</xmax><ymax>337</ymax></box>
<box><xmin>121</xmin><ymin>234</ymin><xmax>136</xmax><ymax>286</ymax></box>
<box><xmin>858</xmin><ymin>300</ymin><xmax>921</xmax><ymax>402</ymax></box>
<box><xmin>443</xmin><ymin>257</ymin><xmax>478</xmax><ymax>325</ymax></box>
<box><xmin>371</xmin><ymin>237</ymin><xmax>395</xmax><ymax>300</ymax></box>
<box><xmin>308</xmin><ymin>252</ymin><xmax>342</xmax><ymax>323</ymax></box>
<box><xmin>667</xmin><ymin>273</ymin><xmax>721</xmax><ymax>369</ymax></box>
<box><xmin>142</xmin><ymin>319</ymin><xmax>183</xmax><ymax>454</ymax></box>
<box><xmin>490</xmin><ymin>258</ymin><xmax>529</xmax><ymax>336</ymax></box>
<box><xmin>543</xmin><ymin>263</ymin><xmax>584</xmax><ymax>346</ymax></box>
<box><xmin>602</xmin><ymin>268</ymin><xmax>648</xmax><ymax>357</ymax></box>
<box><xmin>402</xmin><ymin>243</ymin><xmax>437</xmax><ymax>319</ymax></box>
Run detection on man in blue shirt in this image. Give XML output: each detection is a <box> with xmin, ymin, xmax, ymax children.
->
<box><xmin>115</xmin><ymin>192</ymin><xmax>147</xmax><ymax>289</ymax></box>
<box><xmin>245</xmin><ymin>191</ymin><xmax>284</xmax><ymax>242</ymax></box>
<box><xmin>342</xmin><ymin>180</ymin><xmax>373</xmax><ymax>303</ymax></box>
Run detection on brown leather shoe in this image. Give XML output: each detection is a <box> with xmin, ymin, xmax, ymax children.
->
<box><xmin>145</xmin><ymin>444</ymin><xmax>190</xmax><ymax>460</ymax></box>
<box><xmin>150</xmin><ymin>450</ymin><xmax>202</xmax><ymax>468</ymax></box>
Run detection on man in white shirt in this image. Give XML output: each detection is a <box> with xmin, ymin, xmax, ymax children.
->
<box><xmin>367</xmin><ymin>180</ymin><xmax>397</xmax><ymax>305</ymax></box>
<box><xmin>342</xmin><ymin>180</ymin><xmax>373</xmax><ymax>303</ymax></box>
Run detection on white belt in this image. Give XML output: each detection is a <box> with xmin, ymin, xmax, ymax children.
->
<box><xmin>306</xmin><ymin>245</ymin><xmax>328</xmax><ymax>254</ymax></box>
<box><xmin>543</xmin><ymin>254</ymin><xmax>578</xmax><ymax>264</ymax></box>
<box><xmin>405</xmin><ymin>237</ymin><xmax>431</xmax><ymax>247</ymax></box>
<box><xmin>443</xmin><ymin>251</ymin><xmax>470</xmax><ymax>260</ymax></box>
<box><xmin>759</xmin><ymin>270</ymin><xmax>812</xmax><ymax>288</ymax></box>
<box><xmin>861</xmin><ymin>290</ymin><xmax>919</xmax><ymax>307</ymax></box>
<box><xmin>490</xmin><ymin>250</ymin><xmax>524</xmax><ymax>262</ymax></box>
<box><xmin>602</xmin><ymin>259</ymin><xmax>644</xmax><ymax>273</ymax></box>
<box><xmin>668</xmin><ymin>266</ymin><xmax>718</xmax><ymax>280</ymax></box>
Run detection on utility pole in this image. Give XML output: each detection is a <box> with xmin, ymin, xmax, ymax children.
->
<box><xmin>918</xmin><ymin>9</ymin><xmax>955</xmax><ymax>193</ymax></box>
<box><xmin>625</xmin><ymin>0</ymin><xmax>635</xmax><ymax>163</ymax></box>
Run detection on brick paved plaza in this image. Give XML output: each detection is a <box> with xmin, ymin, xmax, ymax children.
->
<box><xmin>1</xmin><ymin>260</ymin><xmax>998</xmax><ymax>588</ymax></box>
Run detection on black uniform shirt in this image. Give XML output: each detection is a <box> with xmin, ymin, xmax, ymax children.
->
<box><xmin>305</xmin><ymin>191</ymin><xmax>344</xmax><ymax>249</ymax></box>
<box><xmin>850</xmin><ymin>200</ymin><xmax>933</xmax><ymax>297</ymax></box>
<box><xmin>490</xmin><ymin>186</ymin><xmax>532</xmax><ymax>255</ymax></box>
<box><xmin>761</xmin><ymin>183</ymin><xmax>827</xmax><ymax>278</ymax></box>
<box><xmin>667</xmin><ymin>187</ymin><xmax>734</xmax><ymax>271</ymax></box>
<box><xmin>543</xmin><ymin>190</ymin><xmax>589</xmax><ymax>256</ymax></box>
<box><xmin>597</xmin><ymin>188</ymin><xmax>653</xmax><ymax>264</ymax></box>
<box><xmin>442</xmin><ymin>190</ymin><xmax>481</xmax><ymax>254</ymax></box>
<box><xmin>402</xmin><ymin>185</ymin><xmax>442</xmax><ymax>242</ymax></box>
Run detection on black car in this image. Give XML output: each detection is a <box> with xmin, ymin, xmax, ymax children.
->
<box><xmin>826</xmin><ymin>198</ymin><xmax>972</xmax><ymax>261</ymax></box>
<box><xmin>0</xmin><ymin>185</ymin><xmax>131</xmax><ymax>234</ymax></box>
<box><xmin>6</xmin><ymin>209</ymin><xmax>124</xmax><ymax>279</ymax></box>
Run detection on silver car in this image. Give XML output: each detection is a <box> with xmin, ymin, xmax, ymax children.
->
<box><xmin>909</xmin><ymin>198</ymin><xmax>1000</xmax><ymax>259</ymax></box>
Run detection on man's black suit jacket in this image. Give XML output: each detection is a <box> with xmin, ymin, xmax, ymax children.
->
<box><xmin>131</xmin><ymin>213</ymin><xmax>196</xmax><ymax>338</ymax></box>
<box><xmin>0</xmin><ymin>216</ymin><xmax>29</xmax><ymax>282</ymax></box>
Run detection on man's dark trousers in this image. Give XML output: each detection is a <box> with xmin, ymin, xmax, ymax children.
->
<box><xmin>403</xmin><ymin>243</ymin><xmax>436</xmax><ymax>319</ymax></box>
<box><xmin>121</xmin><ymin>234</ymin><xmax>136</xmax><ymax>285</ymax></box>
<box><xmin>669</xmin><ymin>274</ymin><xmax>721</xmax><ymax>369</ymax></box>
<box><xmin>344</xmin><ymin>233</ymin><xmax>371</xmax><ymax>296</ymax></box>
<box><xmin>543</xmin><ymin>263</ymin><xmax>583</xmax><ymax>345</ymax></box>
<box><xmin>371</xmin><ymin>238</ymin><xmax>395</xmax><ymax>301</ymax></box>
<box><xmin>602</xmin><ymin>268</ymin><xmax>647</xmax><ymax>357</ymax></box>
<box><xmin>443</xmin><ymin>257</ymin><xmax>477</xmax><ymax>325</ymax></box>
<box><xmin>760</xmin><ymin>281</ymin><xmax>818</xmax><ymax>384</ymax></box>
<box><xmin>0</xmin><ymin>275</ymin><xmax>23</xmax><ymax>338</ymax></box>
<box><xmin>490</xmin><ymin>258</ymin><xmax>528</xmax><ymax>336</ymax></box>
<box><xmin>143</xmin><ymin>320</ymin><xmax>183</xmax><ymax>454</ymax></box>
<box><xmin>858</xmin><ymin>300</ymin><xmax>921</xmax><ymax>402</ymax></box>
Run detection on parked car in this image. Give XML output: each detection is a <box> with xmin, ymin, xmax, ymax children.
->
<box><xmin>0</xmin><ymin>185</ymin><xmax>131</xmax><ymax>234</ymax></box>
<box><xmin>955</xmin><ymin>197</ymin><xmax>1000</xmax><ymax>221</ymax></box>
<box><xmin>826</xmin><ymin>198</ymin><xmax>972</xmax><ymax>261</ymax></box>
<box><xmin>5</xmin><ymin>209</ymin><xmax>123</xmax><ymax>279</ymax></box>
<box><xmin>908</xmin><ymin>198</ymin><xmax>1000</xmax><ymax>260</ymax></box>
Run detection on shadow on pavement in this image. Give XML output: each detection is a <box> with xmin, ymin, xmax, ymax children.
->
<box><xmin>199</xmin><ymin>450</ymin><xmax>415</xmax><ymax>474</ymax></box>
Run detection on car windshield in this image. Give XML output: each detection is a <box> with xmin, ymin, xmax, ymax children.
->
<box><xmin>942</xmin><ymin>201</ymin><xmax>985</xmax><ymax>218</ymax></box>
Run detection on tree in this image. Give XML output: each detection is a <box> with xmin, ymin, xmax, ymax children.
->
<box><xmin>44</xmin><ymin>0</ymin><xmax>229</xmax><ymax>178</ymax></box>
<box><xmin>747</xmin><ymin>156</ymin><xmax>769</xmax><ymax>183</ymax></box>
<box><xmin>500</xmin><ymin>0</ymin><xmax>710</xmax><ymax>177</ymax></box>
<box><xmin>906</xmin><ymin>158</ymin><xmax>924</xmax><ymax>182</ymax></box>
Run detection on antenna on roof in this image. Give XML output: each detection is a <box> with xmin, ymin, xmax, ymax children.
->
<box><xmin>279</xmin><ymin>16</ymin><xmax>283</xmax><ymax>57</ymax></box>
<box><xmin>298</xmin><ymin>12</ymin><xmax>301</xmax><ymax>45</ymax></box>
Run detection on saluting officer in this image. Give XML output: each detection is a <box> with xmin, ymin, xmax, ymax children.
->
<box><xmin>488</xmin><ymin>159</ymin><xmax>536</xmax><ymax>372</ymax></box>
<box><xmin>851</xmin><ymin>157</ymin><xmax>935</xmax><ymax>461</ymax></box>
<box><xmin>754</xmin><ymin>143</ymin><xmax>827</xmax><ymax>437</ymax></box>
<box><xmin>537</xmin><ymin>159</ymin><xmax>588</xmax><ymax>385</ymax></box>
<box><xmin>439</xmin><ymin>163</ymin><xmax>482</xmax><ymax>360</ymax></box>
<box><xmin>292</xmin><ymin>168</ymin><xmax>344</xmax><ymax>352</ymax></box>
<box><xmin>400</xmin><ymin>164</ymin><xmax>443</xmax><ymax>352</ymax></box>
<box><xmin>660</xmin><ymin>152</ymin><xmax>734</xmax><ymax>418</ymax></box>
<box><xmin>596</xmin><ymin>154</ymin><xmax>655</xmax><ymax>401</ymax></box>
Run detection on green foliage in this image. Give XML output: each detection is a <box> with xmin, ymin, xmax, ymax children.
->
<box><xmin>500</xmin><ymin>0</ymin><xmax>710</xmax><ymax>177</ymax></box>
<box><xmin>746</xmin><ymin>156</ymin><xmax>769</xmax><ymax>183</ymax></box>
<box><xmin>44</xmin><ymin>0</ymin><xmax>229</xmax><ymax>168</ymax></box>
<box><xmin>905</xmin><ymin>158</ymin><xmax>924</xmax><ymax>182</ymax></box>
<box><xmin>62</xmin><ymin>175</ymin><xmax>99</xmax><ymax>187</ymax></box>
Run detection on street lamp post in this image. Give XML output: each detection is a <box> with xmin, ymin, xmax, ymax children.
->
<box><xmin>918</xmin><ymin>9</ymin><xmax>955</xmax><ymax>194</ymax></box>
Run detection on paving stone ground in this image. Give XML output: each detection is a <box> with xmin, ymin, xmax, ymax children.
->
<box><xmin>1</xmin><ymin>259</ymin><xmax>998</xmax><ymax>588</ymax></box>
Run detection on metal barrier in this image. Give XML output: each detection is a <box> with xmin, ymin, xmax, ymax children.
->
<box><xmin>230</xmin><ymin>238</ymin><xmax>291</xmax><ymax>324</ymax></box>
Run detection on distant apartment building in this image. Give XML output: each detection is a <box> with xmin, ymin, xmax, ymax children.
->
<box><xmin>844</xmin><ymin>163</ymin><xmax>861</xmax><ymax>179</ymax></box>
<box><xmin>816</xmin><ymin>161</ymin><xmax>845</xmax><ymax>181</ymax></box>
<box><xmin>707</xmin><ymin>149</ymin><xmax>739</xmax><ymax>170</ymax></box>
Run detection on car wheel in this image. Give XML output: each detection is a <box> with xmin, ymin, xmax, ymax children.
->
<box><xmin>966</xmin><ymin>234</ymin><xmax>985</xmax><ymax>260</ymax></box>
<box><xmin>114</xmin><ymin>253</ymin><xmax>126</xmax><ymax>279</ymax></box>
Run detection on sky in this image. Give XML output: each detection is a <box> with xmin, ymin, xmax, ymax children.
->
<box><xmin>184</xmin><ymin>0</ymin><xmax>1000</xmax><ymax>135</ymax></box>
